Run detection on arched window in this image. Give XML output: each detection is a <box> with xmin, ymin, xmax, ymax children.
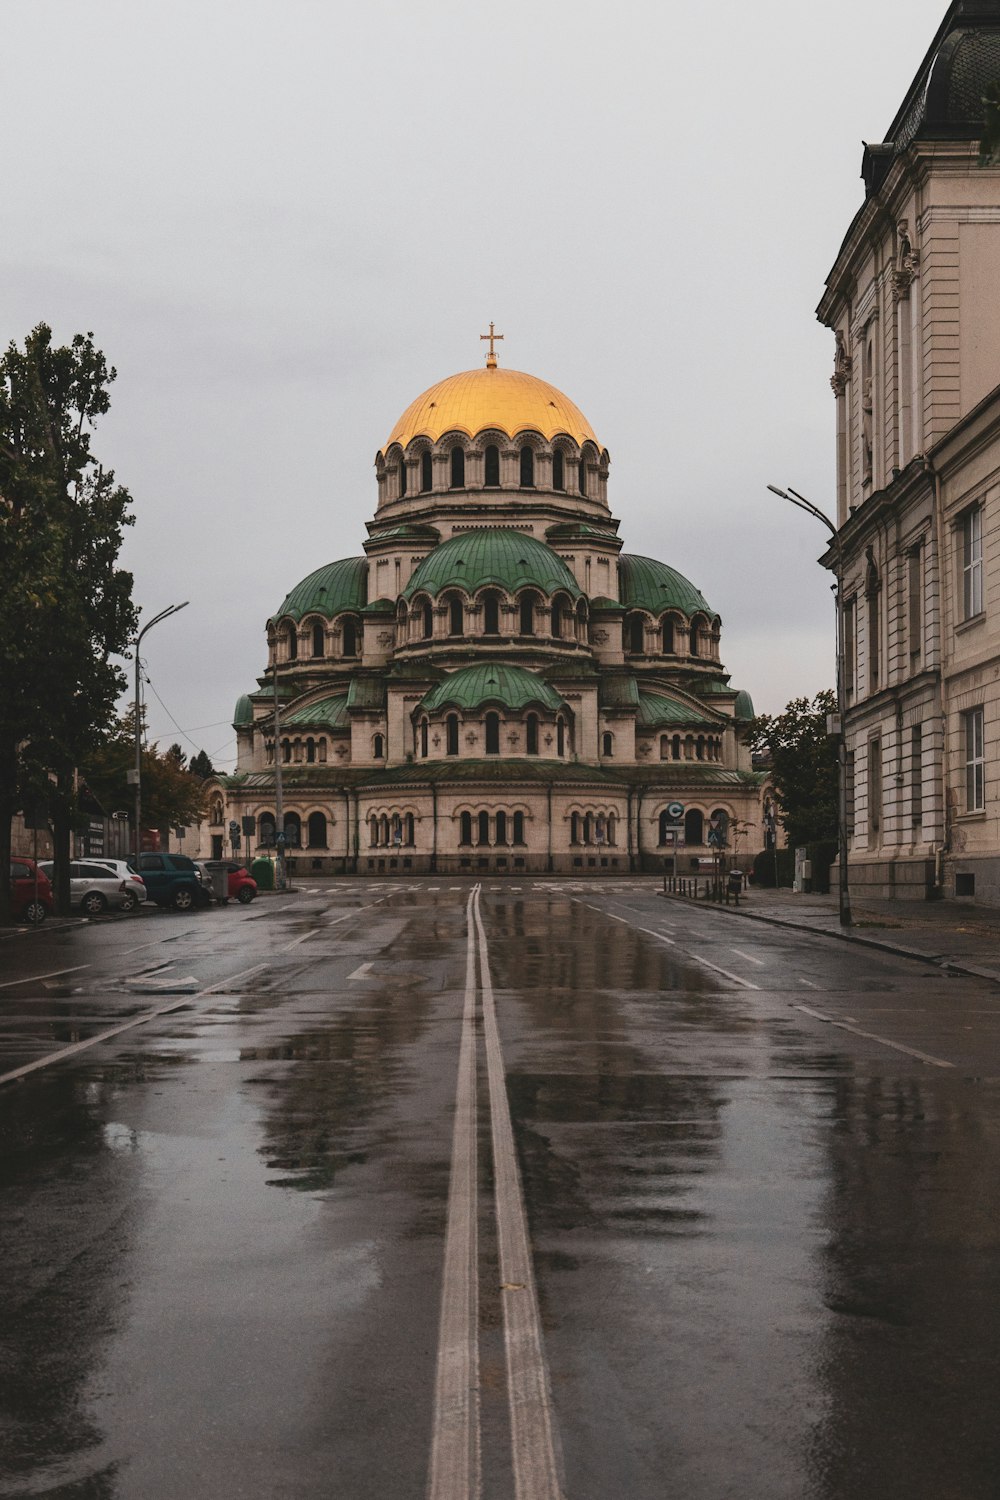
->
<box><xmin>484</xmin><ymin>444</ymin><xmax>500</xmax><ymax>486</ymax></box>
<box><xmin>519</xmin><ymin>592</ymin><xmax>536</xmax><ymax>636</ymax></box>
<box><xmin>287</xmin><ymin>627</ymin><xmax>298</xmax><ymax>661</ymax></box>
<box><xmin>259</xmin><ymin>812</ymin><xmax>276</xmax><ymax>846</ymax></box>
<box><xmin>420</xmin><ymin>718</ymin><xmax>428</xmax><ymax>758</ymax></box>
<box><xmin>629</xmin><ymin>615</ymin><xmax>644</xmax><ymax>654</ymax></box>
<box><xmin>450</xmin><ymin>446</ymin><xmax>465</xmax><ymax>488</ymax></box>
<box><xmin>312</xmin><ymin>622</ymin><xmax>325</xmax><ymax>657</ymax></box>
<box><xmin>696</xmin><ymin>736</ymin><xmax>705</xmax><ymax>761</ymax></box>
<box><xmin>672</xmin><ymin>734</ymin><xmax>681</xmax><ymax>760</ymax></box>
<box><xmin>583</xmin><ymin>813</ymin><xmax>593</xmax><ymax>845</ymax></box>
<box><xmin>483</xmin><ymin>593</ymin><xmax>500</xmax><ymax>635</ymax></box>
<box><xmin>422</xmin><ymin>599</ymin><xmax>433</xmax><ymax>639</ymax></box>
<box><xmin>399</xmin><ymin>456</ymin><xmax>407</xmax><ymax>497</ymax></box>
<box><xmin>578</xmin><ymin>457</ymin><xmax>587</xmax><ymax>496</ymax></box>
<box><xmin>373</xmin><ymin>733</ymin><xmax>384</xmax><ymax>759</ymax></box>
<box><xmin>404</xmin><ymin>813</ymin><xmax>415</xmax><ymax>845</ymax></box>
<box><xmin>283</xmin><ymin>812</ymin><xmax>301</xmax><ymax>848</ymax></box>
<box><xmin>495</xmin><ymin>810</ymin><xmax>508</xmax><ymax>845</ymax></box>
<box><xmin>661</xmin><ymin>617</ymin><xmax>674</xmax><ymax>653</ymax></box>
<box><xmin>526</xmin><ymin>713</ymin><xmax>539</xmax><ymax>755</ymax></box>
<box><xmin>551</xmin><ymin>598</ymin><xmax>565</xmax><ymax>638</ymax></box>
<box><xmin>446</xmin><ymin>714</ymin><xmax>459</xmax><ymax>756</ymax></box>
<box><xmin>308</xmin><ymin>811</ymin><xmax>327</xmax><ymax>847</ymax></box>
<box><xmin>660</xmin><ymin>735</ymin><xmax>670</xmax><ymax>760</ymax></box>
<box><xmin>449</xmin><ymin>596</ymin><xmax>464</xmax><ymax>636</ymax></box>
<box><xmin>421</xmin><ymin>451</ymin><xmax>433</xmax><ymax>492</ymax></box>
<box><xmin>390</xmin><ymin>814</ymin><xmax>402</xmax><ymax>847</ymax></box>
<box><xmin>306</xmin><ymin>737</ymin><xmax>316</xmax><ymax>763</ymax></box>
<box><xmin>571</xmin><ymin>812</ymin><xmax>580</xmax><ymax>844</ymax></box>
<box><xmin>602</xmin><ymin>731</ymin><xmax>613</xmax><ymax>757</ymax></box>
<box><xmin>557</xmin><ymin>718</ymin><xmax>566</xmax><ymax>757</ymax></box>
<box><xmin>552</xmin><ymin>450</ymin><xmax>564</xmax><ymax>490</ymax></box>
<box><xmin>485</xmin><ymin>712</ymin><xmax>500</xmax><ymax>755</ymax></box>
<box><xmin>520</xmin><ymin>446</ymin><xmax>534</xmax><ymax>486</ymax></box>
<box><xmin>513</xmin><ymin>811</ymin><xmax>525</xmax><ymax>845</ymax></box>
<box><xmin>342</xmin><ymin>619</ymin><xmax>357</xmax><ymax>658</ymax></box>
<box><xmin>460</xmin><ymin>811</ymin><xmax>473</xmax><ymax>846</ymax></box>
<box><xmin>607</xmin><ymin>813</ymin><xmax>617</xmax><ymax>846</ymax></box>
<box><xmin>379</xmin><ymin>814</ymin><xmax>390</xmax><ymax>846</ymax></box>
<box><xmin>369</xmin><ymin>816</ymin><xmax>378</xmax><ymax>847</ymax></box>
<box><xmin>477</xmin><ymin>811</ymin><xmax>490</xmax><ymax>846</ymax></box>
<box><xmin>690</xmin><ymin>616</ymin><xmax>704</xmax><ymax>657</ymax></box>
<box><xmin>282</xmin><ymin>739</ymin><xmax>291</xmax><ymax>763</ymax></box>
<box><xmin>684</xmin><ymin>808</ymin><xmax>704</xmax><ymax>845</ymax></box>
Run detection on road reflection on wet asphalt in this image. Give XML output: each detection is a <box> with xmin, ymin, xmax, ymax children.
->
<box><xmin>1</xmin><ymin>879</ymin><xmax>999</xmax><ymax>1498</ymax></box>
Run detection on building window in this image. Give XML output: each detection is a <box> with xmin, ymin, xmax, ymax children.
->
<box><xmin>964</xmin><ymin>707</ymin><xmax>985</xmax><ymax>811</ymax></box>
<box><xmin>446</xmin><ymin>714</ymin><xmax>459</xmax><ymax>756</ymax></box>
<box><xmin>450</xmin><ymin>447</ymin><xmax>465</xmax><ymax>488</ymax></box>
<box><xmin>602</xmin><ymin>731</ymin><xmax>613</xmax><ymax>757</ymax></box>
<box><xmin>287</xmin><ymin>627</ymin><xmax>298</xmax><ymax>661</ymax></box>
<box><xmin>369</xmin><ymin>816</ymin><xmax>378</xmax><ymax>847</ymax></box>
<box><xmin>520</xmin><ymin>446</ymin><xmax>534</xmax><ymax>487</ymax></box>
<box><xmin>962</xmin><ymin>507</ymin><xmax>983</xmax><ymax>619</ymax></box>
<box><xmin>485</xmin><ymin>712</ymin><xmax>500</xmax><ymax>755</ymax></box>
<box><xmin>306</xmin><ymin>737</ymin><xmax>316</xmax><ymax>763</ymax></box>
<box><xmin>526</xmin><ymin>713</ymin><xmax>538</xmax><ymax>755</ymax></box>
<box><xmin>342</xmin><ymin>619</ymin><xmax>358</xmax><ymax>658</ymax></box>
<box><xmin>662</xmin><ymin>617</ymin><xmax>674</xmax><ymax>653</ymax></box>
<box><xmin>578</xmin><ymin>457</ymin><xmax>587</xmax><ymax>496</ymax></box>
<box><xmin>421</xmin><ymin>451</ymin><xmax>433</xmax><ymax>492</ymax></box>
<box><xmin>399</xmin><ymin>456</ymin><xmax>407</xmax><ymax>497</ymax></box>
<box><xmin>866</xmin><ymin>559</ymin><xmax>881</xmax><ymax>690</ymax></box>
<box><xmin>512</xmin><ymin>811</ymin><xmax>525</xmax><ymax>845</ymax></box>
<box><xmin>911</xmin><ymin>724</ymin><xmax>923</xmax><ymax>828</ymax></box>
<box><xmin>460</xmin><ymin>811</ymin><xmax>473</xmax><ymax>845</ymax></box>
<box><xmin>284</xmin><ymin>812</ymin><xmax>302</xmax><ymax>848</ymax></box>
<box><xmin>495</xmin><ymin>810</ymin><xmax>508</xmax><ymax>845</ymax></box>
<box><xmin>557</xmin><ymin>718</ymin><xmax>565</xmax><ymax>757</ymax></box>
<box><xmin>868</xmin><ymin>737</ymin><xmax>882</xmax><ymax>838</ymax></box>
<box><xmin>843</xmin><ymin>598</ymin><xmax>856</xmax><ymax>696</ymax></box>
<box><xmin>405</xmin><ymin>813</ymin><xmax>414</xmax><ymax>845</ymax></box>
<box><xmin>684</xmin><ymin>808</ymin><xmax>704</xmax><ymax>845</ymax></box>
<box><xmin>483</xmin><ymin>593</ymin><xmax>500</xmax><ymax>635</ymax></box>
<box><xmin>420</xmin><ymin>718</ymin><xmax>428</xmax><ymax>757</ymax></box>
<box><xmin>312</xmin><ymin>622</ymin><xmax>325</xmax><ymax>657</ymax></box>
<box><xmin>373</xmin><ymin>734</ymin><xmax>384</xmax><ymax>759</ymax></box>
<box><xmin>307</xmin><ymin>811</ymin><xmax>327</xmax><ymax>847</ymax></box>
<box><xmin>908</xmin><ymin>545</ymin><xmax>923</xmax><ymax>662</ymax></box>
<box><xmin>449</xmin><ymin>596</ymin><xmax>464</xmax><ymax>636</ymax></box>
<box><xmin>551</xmin><ymin>597</ymin><xmax>565</xmax><ymax>639</ymax></box>
<box><xmin>570</xmin><ymin>812</ymin><xmax>580</xmax><ymax>844</ymax></box>
<box><xmin>552</xmin><ymin>450</ymin><xmax>564</xmax><ymax>490</ymax></box>
<box><xmin>477</xmin><ymin>811</ymin><xmax>490</xmax><ymax>846</ymax></box>
<box><xmin>282</xmin><ymin>739</ymin><xmax>291</xmax><ymax>763</ymax></box>
<box><xmin>422</xmin><ymin>600</ymin><xmax>433</xmax><ymax>639</ymax></box>
<box><xmin>519</xmin><ymin>592</ymin><xmax>536</xmax><ymax>635</ymax></box>
<box><xmin>484</xmin><ymin>444</ymin><xmax>500</xmax><ymax>486</ymax></box>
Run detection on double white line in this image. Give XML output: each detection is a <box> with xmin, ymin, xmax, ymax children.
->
<box><xmin>428</xmin><ymin>886</ymin><xmax>566</xmax><ymax>1500</ymax></box>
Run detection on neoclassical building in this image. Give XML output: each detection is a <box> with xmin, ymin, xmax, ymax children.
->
<box><xmin>202</xmin><ymin>344</ymin><xmax>767</xmax><ymax>874</ymax></box>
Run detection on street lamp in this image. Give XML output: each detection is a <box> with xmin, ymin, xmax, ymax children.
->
<box><xmin>766</xmin><ymin>484</ymin><xmax>852</xmax><ymax>927</ymax></box>
<box><xmin>133</xmin><ymin>602</ymin><xmax>189</xmax><ymax>866</ymax></box>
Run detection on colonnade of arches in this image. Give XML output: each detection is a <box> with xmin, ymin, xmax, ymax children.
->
<box><xmin>624</xmin><ymin>610</ymin><xmax>721</xmax><ymax>662</ymax></box>
<box><xmin>656</xmin><ymin>807</ymin><xmax>731</xmax><ymax>847</ymax></box>
<box><xmin>458</xmin><ymin>808</ymin><xmax>527</xmax><ymax>847</ymax></box>
<box><xmin>378</xmin><ymin>432</ymin><xmax>608</xmax><ymax>506</ymax></box>
<box><xmin>416</xmin><ymin>710</ymin><xmax>570</xmax><ymax>758</ymax></box>
<box><xmin>268</xmin><ymin>613</ymin><xmax>360</xmax><ymax>667</ymax></box>
<box><xmin>569</xmin><ymin>810</ymin><xmax>618</xmax><ymax>846</ymax></box>
<box><xmin>265</xmin><ymin>735</ymin><xmax>330</xmax><ymax>765</ymax></box>
<box><xmin>398</xmin><ymin>589</ymin><xmax>588</xmax><ymax>648</ymax></box>
<box><xmin>257</xmin><ymin>810</ymin><xmax>329</xmax><ymax>848</ymax></box>
<box><xmin>657</xmin><ymin>733</ymin><xmax>724</xmax><ymax>762</ymax></box>
<box><xmin>368</xmin><ymin>812</ymin><xmax>416</xmax><ymax>847</ymax></box>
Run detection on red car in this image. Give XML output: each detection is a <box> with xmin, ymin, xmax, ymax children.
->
<box><xmin>204</xmin><ymin>860</ymin><xmax>257</xmax><ymax>904</ymax></box>
<box><xmin>9</xmin><ymin>857</ymin><xmax>54</xmax><ymax>924</ymax></box>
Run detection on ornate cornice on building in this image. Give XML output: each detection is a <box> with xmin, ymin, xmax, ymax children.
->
<box><xmin>891</xmin><ymin>218</ymin><xmax>921</xmax><ymax>301</ymax></box>
<box><xmin>831</xmin><ymin>330</ymin><xmax>854</xmax><ymax>395</ymax></box>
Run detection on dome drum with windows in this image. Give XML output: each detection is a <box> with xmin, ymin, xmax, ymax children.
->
<box><xmin>213</xmin><ymin>334</ymin><xmax>767</xmax><ymax>875</ymax></box>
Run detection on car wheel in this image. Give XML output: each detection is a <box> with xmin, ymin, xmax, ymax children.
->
<box><xmin>237</xmin><ymin>886</ymin><xmax>255</xmax><ymax>904</ymax></box>
<box><xmin>24</xmin><ymin>901</ymin><xmax>47</xmax><ymax>925</ymax></box>
<box><xmin>82</xmin><ymin>891</ymin><xmax>108</xmax><ymax>916</ymax></box>
<box><xmin>172</xmin><ymin>886</ymin><xmax>195</xmax><ymax>911</ymax></box>
<box><xmin>120</xmin><ymin>891</ymin><xmax>138</xmax><ymax>912</ymax></box>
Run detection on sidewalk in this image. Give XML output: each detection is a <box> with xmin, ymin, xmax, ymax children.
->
<box><xmin>661</xmin><ymin>885</ymin><xmax>1000</xmax><ymax>984</ymax></box>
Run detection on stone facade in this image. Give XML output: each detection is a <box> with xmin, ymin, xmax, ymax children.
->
<box><xmin>818</xmin><ymin>0</ymin><xmax>1000</xmax><ymax>902</ymax></box>
<box><xmin>199</xmin><ymin>359</ymin><xmax>768</xmax><ymax>874</ymax></box>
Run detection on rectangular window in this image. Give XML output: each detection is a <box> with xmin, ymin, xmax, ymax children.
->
<box><xmin>868</xmin><ymin>738</ymin><xmax>882</xmax><ymax>840</ymax></box>
<box><xmin>911</xmin><ymin>724</ymin><xmax>922</xmax><ymax>827</ymax></box>
<box><xmin>868</xmin><ymin>587</ymin><xmax>880</xmax><ymax>690</ymax></box>
<box><xmin>962</xmin><ymin>508</ymin><xmax>983</xmax><ymax>619</ymax></box>
<box><xmin>908</xmin><ymin>545</ymin><xmax>923</xmax><ymax>661</ymax></box>
<box><xmin>964</xmin><ymin>707</ymin><xmax>985</xmax><ymax>811</ymax></box>
<box><xmin>843</xmin><ymin>598</ymin><xmax>856</xmax><ymax>697</ymax></box>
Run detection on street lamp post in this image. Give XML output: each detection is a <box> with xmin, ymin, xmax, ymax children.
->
<box><xmin>133</xmin><ymin>602</ymin><xmax>189</xmax><ymax>866</ymax></box>
<box><xmin>766</xmin><ymin>485</ymin><xmax>852</xmax><ymax>927</ymax></box>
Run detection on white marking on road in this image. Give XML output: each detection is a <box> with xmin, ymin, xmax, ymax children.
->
<box><xmin>581</xmin><ymin>903</ymin><xmax>676</xmax><ymax>945</ymax></box>
<box><xmin>279</xmin><ymin>927</ymin><xmax>317</xmax><ymax>952</ymax></box>
<box><xmin>689</xmin><ymin>954</ymin><xmax>760</xmax><ymax>989</ymax></box>
<box><xmin>792</xmin><ymin>1003</ymin><xmax>954</xmax><ymax>1068</ymax></box>
<box><xmin>428</xmin><ymin>888</ymin><xmax>481</xmax><ymax>1500</ymax></box>
<box><xmin>348</xmin><ymin>961</ymin><xmax>374</xmax><ymax>981</ymax></box>
<box><xmin>474</xmin><ymin>889</ymin><xmax>566</xmax><ymax>1500</ymax></box>
<box><xmin>798</xmin><ymin>977</ymin><xmax>819</xmax><ymax>988</ymax></box>
<box><xmin>730</xmin><ymin>947</ymin><xmax>766</xmax><ymax>967</ymax></box>
<box><xmin>0</xmin><ymin>964</ymin><xmax>89</xmax><ymax>990</ymax></box>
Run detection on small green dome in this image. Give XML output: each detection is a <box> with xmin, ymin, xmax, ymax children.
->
<box><xmin>403</xmin><ymin>529</ymin><xmax>581</xmax><ymax>601</ymax></box>
<box><xmin>419</xmin><ymin>663</ymin><xmax>565</xmax><ymax>715</ymax></box>
<box><xmin>734</xmin><ymin>689</ymin><xmax>755</xmax><ymax>721</ymax></box>
<box><xmin>273</xmin><ymin>556</ymin><xmax>368</xmax><ymax>622</ymax></box>
<box><xmin>233</xmin><ymin>694</ymin><xmax>254</xmax><ymax>728</ymax></box>
<box><xmin>619</xmin><ymin>554</ymin><xmax>713</xmax><ymax>617</ymax></box>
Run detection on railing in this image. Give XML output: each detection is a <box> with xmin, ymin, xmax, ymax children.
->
<box><xmin>662</xmin><ymin>873</ymin><xmax>742</xmax><ymax>905</ymax></box>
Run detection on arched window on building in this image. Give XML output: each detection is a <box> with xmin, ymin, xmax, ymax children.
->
<box><xmin>660</xmin><ymin>736</ymin><xmax>670</xmax><ymax>760</ymax></box>
<box><xmin>477</xmin><ymin>811</ymin><xmax>490</xmax><ymax>846</ymax></box>
<box><xmin>342</xmin><ymin>618</ymin><xmax>358</xmax><ymax>658</ymax></box>
<box><xmin>209</xmin><ymin>797</ymin><xmax>224</xmax><ymax>825</ymax></box>
<box><xmin>446</xmin><ymin>714</ymin><xmax>459</xmax><ymax>756</ymax></box>
<box><xmin>398</xmin><ymin>456</ymin><xmax>407</xmax><ymax>497</ymax></box>
<box><xmin>583</xmin><ymin>813</ymin><xmax>593</xmax><ymax>844</ymax></box>
<box><xmin>460</xmin><ymin>811</ymin><xmax>473</xmax><ymax>846</ymax></box>
<box><xmin>602</xmin><ymin>731</ymin><xmax>613</xmax><ymax>757</ymax></box>
<box><xmin>578</xmin><ymin>457</ymin><xmax>587</xmax><ymax>496</ymax></box>
<box><xmin>485</xmin><ymin>712</ymin><xmax>500</xmax><ymax>755</ymax></box>
<box><xmin>557</xmin><ymin>718</ymin><xmax>566</xmax><ymax>757</ymax></box>
<box><xmin>312</xmin><ymin>621</ymin><xmax>325</xmax><ymax>657</ymax></box>
<box><xmin>420</xmin><ymin>718</ymin><xmax>428</xmax><ymax>757</ymax></box>
<box><xmin>672</xmin><ymin>734</ymin><xmax>681</xmax><ymax>760</ymax></box>
<box><xmin>259</xmin><ymin>812</ymin><xmax>276</xmax><ymax>846</ymax></box>
<box><xmin>696</xmin><ymin>736</ymin><xmax>705</xmax><ymax>761</ymax></box>
<box><xmin>308</xmin><ymin>811</ymin><xmax>327</xmax><ymax>847</ymax></box>
<box><xmin>684</xmin><ymin>808</ymin><xmax>704</xmax><ymax>845</ymax></box>
<box><xmin>661</xmin><ymin>617</ymin><xmax>674</xmax><ymax>654</ymax></box>
<box><xmin>513</xmin><ymin>811</ymin><xmax>525</xmax><ymax>845</ymax></box>
<box><xmin>286</xmin><ymin>627</ymin><xmax>298</xmax><ymax>661</ymax></box>
<box><xmin>373</xmin><ymin>733</ymin><xmax>384</xmax><ymax>759</ymax></box>
<box><xmin>607</xmin><ymin>813</ymin><xmax>617</xmax><ymax>846</ymax></box>
<box><xmin>378</xmin><ymin>814</ymin><xmax>389</xmax><ymax>846</ymax></box>
<box><xmin>520</xmin><ymin>446</ymin><xmax>534</xmax><ymax>486</ymax></box>
<box><xmin>570</xmin><ymin>812</ymin><xmax>580</xmax><ymax>844</ymax></box>
<box><xmin>519</xmin><ymin>592</ymin><xmax>537</xmax><ymax>635</ymax></box>
<box><xmin>404</xmin><ymin>812</ymin><xmax>415</xmax><ymax>845</ymax></box>
<box><xmin>628</xmin><ymin>615</ymin><xmax>645</xmax><ymax>654</ymax></box>
<box><xmin>552</xmin><ymin>450</ymin><xmax>564</xmax><ymax>490</ymax></box>
<box><xmin>282</xmin><ymin>739</ymin><xmax>291</xmax><ymax>763</ymax></box>
<box><xmin>551</xmin><ymin>597</ymin><xmax>565</xmax><ymax>639</ymax></box>
<box><xmin>495</xmin><ymin>810</ymin><xmax>508</xmax><ymax>845</ymax></box>
<box><xmin>482</xmin><ymin>593</ymin><xmax>500</xmax><ymax>635</ymax></box>
<box><xmin>319</xmin><ymin>738</ymin><xmax>327</xmax><ymax>762</ymax></box>
<box><xmin>421</xmin><ymin>451</ymin><xmax>433</xmax><ymax>492</ymax></box>
<box><xmin>689</xmin><ymin>615</ymin><xmax>705</xmax><ymax>657</ymax></box>
<box><xmin>422</xmin><ymin>599</ymin><xmax>433</xmax><ymax>639</ymax></box>
<box><xmin>306</xmin><ymin>737</ymin><xmax>316</xmax><ymax>764</ymax></box>
<box><xmin>369</xmin><ymin>816</ymin><xmax>378</xmax><ymax>847</ymax></box>
<box><xmin>284</xmin><ymin>812</ymin><xmax>302</xmax><ymax>848</ymax></box>
<box><xmin>449</xmin><ymin>596</ymin><xmax>464</xmax><ymax>637</ymax></box>
<box><xmin>484</xmin><ymin>444</ymin><xmax>500</xmax><ymax>486</ymax></box>
<box><xmin>450</xmin><ymin>446</ymin><xmax>465</xmax><ymax>488</ymax></box>
<box><xmin>526</xmin><ymin>713</ymin><xmax>539</xmax><ymax>755</ymax></box>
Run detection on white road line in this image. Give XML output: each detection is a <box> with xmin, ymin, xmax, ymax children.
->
<box><xmin>689</xmin><ymin>954</ymin><xmax>760</xmax><ymax>989</ymax></box>
<box><xmin>0</xmin><ymin>964</ymin><xmax>90</xmax><ymax>990</ymax></box>
<box><xmin>792</xmin><ymin>1003</ymin><xmax>954</xmax><ymax>1068</ymax></box>
<box><xmin>730</xmin><ymin>947</ymin><xmax>766</xmax><ymax>967</ymax></box>
<box><xmin>428</xmin><ymin>889</ymin><xmax>481</xmax><ymax>1500</ymax></box>
<box><xmin>348</xmin><ymin>961</ymin><xmax>374</xmax><ymax>981</ymax></box>
<box><xmin>0</xmin><ymin>963</ymin><xmax>269</xmax><ymax>1087</ymax></box>
<box><xmin>798</xmin><ymin>977</ymin><xmax>819</xmax><ymax>988</ymax></box>
<box><xmin>280</xmin><ymin>928</ymin><xmax>317</xmax><ymax>952</ymax></box>
<box><xmin>581</xmin><ymin>903</ymin><xmax>676</xmax><ymax>945</ymax></box>
<box><xmin>474</xmin><ymin>889</ymin><xmax>566</xmax><ymax>1500</ymax></box>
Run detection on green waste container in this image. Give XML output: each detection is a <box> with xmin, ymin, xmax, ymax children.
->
<box><xmin>251</xmin><ymin>856</ymin><xmax>275</xmax><ymax>891</ymax></box>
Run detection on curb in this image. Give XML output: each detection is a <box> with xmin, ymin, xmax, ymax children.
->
<box><xmin>658</xmin><ymin>891</ymin><xmax>1000</xmax><ymax>984</ymax></box>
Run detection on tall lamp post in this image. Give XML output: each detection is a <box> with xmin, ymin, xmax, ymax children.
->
<box><xmin>766</xmin><ymin>485</ymin><xmax>852</xmax><ymax>927</ymax></box>
<box><xmin>133</xmin><ymin>602</ymin><xmax>189</xmax><ymax>866</ymax></box>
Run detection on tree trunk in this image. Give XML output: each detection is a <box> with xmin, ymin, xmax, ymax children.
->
<box><xmin>51</xmin><ymin>768</ymin><xmax>75</xmax><ymax>916</ymax></box>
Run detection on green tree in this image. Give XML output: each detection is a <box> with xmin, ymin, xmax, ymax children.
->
<box><xmin>83</xmin><ymin>713</ymin><xmax>207</xmax><ymax>841</ymax></box>
<box><xmin>0</xmin><ymin>324</ymin><xmax>136</xmax><ymax>917</ymax></box>
<box><xmin>746</xmin><ymin>691</ymin><xmax>838</xmax><ymax>848</ymax></box>
<box><xmin>189</xmin><ymin>749</ymin><xmax>215</xmax><ymax>779</ymax></box>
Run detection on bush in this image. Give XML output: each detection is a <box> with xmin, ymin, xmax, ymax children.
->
<box><xmin>752</xmin><ymin>847</ymin><xmax>795</xmax><ymax>888</ymax></box>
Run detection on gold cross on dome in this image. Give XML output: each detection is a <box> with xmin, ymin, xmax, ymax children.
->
<box><xmin>480</xmin><ymin>322</ymin><xmax>504</xmax><ymax>368</ymax></box>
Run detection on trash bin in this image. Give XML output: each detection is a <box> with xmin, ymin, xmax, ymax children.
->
<box><xmin>727</xmin><ymin>869</ymin><xmax>743</xmax><ymax>898</ymax></box>
<box><xmin>251</xmin><ymin>856</ymin><xmax>275</xmax><ymax>891</ymax></box>
<box><xmin>208</xmin><ymin>866</ymin><xmax>229</xmax><ymax>903</ymax></box>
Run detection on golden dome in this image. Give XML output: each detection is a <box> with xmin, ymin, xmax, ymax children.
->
<box><xmin>385</xmin><ymin>367</ymin><xmax>599</xmax><ymax>450</ymax></box>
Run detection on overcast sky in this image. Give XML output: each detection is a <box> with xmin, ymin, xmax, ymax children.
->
<box><xmin>5</xmin><ymin>0</ymin><xmax>946</xmax><ymax>768</ymax></box>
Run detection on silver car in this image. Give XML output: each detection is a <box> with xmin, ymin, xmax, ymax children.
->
<box><xmin>38</xmin><ymin>860</ymin><xmax>144</xmax><ymax>915</ymax></box>
<box><xmin>88</xmin><ymin>859</ymin><xmax>149</xmax><ymax>907</ymax></box>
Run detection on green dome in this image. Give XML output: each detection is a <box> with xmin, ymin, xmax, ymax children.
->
<box><xmin>419</xmin><ymin>663</ymin><xmax>565</xmax><ymax>715</ymax></box>
<box><xmin>403</xmin><ymin>529</ymin><xmax>581</xmax><ymax>601</ymax></box>
<box><xmin>734</xmin><ymin>689</ymin><xmax>755</xmax><ymax>721</ymax></box>
<box><xmin>233</xmin><ymin>694</ymin><xmax>254</xmax><ymax>727</ymax></box>
<box><xmin>619</xmin><ymin>554</ymin><xmax>713</xmax><ymax>617</ymax></box>
<box><xmin>636</xmin><ymin>692</ymin><xmax>717</xmax><ymax>729</ymax></box>
<box><xmin>284</xmin><ymin>694</ymin><xmax>350</xmax><ymax>730</ymax></box>
<box><xmin>273</xmin><ymin>556</ymin><xmax>368</xmax><ymax>622</ymax></box>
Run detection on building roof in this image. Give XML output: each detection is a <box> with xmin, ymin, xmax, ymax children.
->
<box><xmin>272</xmin><ymin>556</ymin><xmax>368</xmax><ymax>622</ymax></box>
<box><xmin>733</xmin><ymin>689</ymin><xmax>755</xmax><ymax>721</ymax></box>
<box><xmin>403</xmin><ymin>528</ymin><xmax>582</xmax><ymax>600</ymax></box>
<box><xmin>419</xmin><ymin>663</ymin><xmax>565</xmax><ymax>715</ymax></box>
<box><xmin>599</xmin><ymin>674</ymin><xmax>640</xmax><ymax>709</ymax></box>
<box><xmin>384</xmin><ymin>366</ymin><xmax>600</xmax><ymax>450</ymax></box>
<box><xmin>233</xmin><ymin>693</ymin><xmax>254</xmax><ymax>727</ymax></box>
<box><xmin>283</xmin><ymin>694</ymin><xmax>350</xmax><ymax>730</ymax></box>
<box><xmin>347</xmin><ymin>677</ymin><xmax>387</xmax><ymax>711</ymax></box>
<box><xmin>619</xmin><ymin>554</ymin><xmax>714</xmax><ymax>617</ymax></box>
<box><xmin>636</xmin><ymin>692</ymin><xmax>717</xmax><ymax>729</ymax></box>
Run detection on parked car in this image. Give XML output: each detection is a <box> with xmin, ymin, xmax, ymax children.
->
<box><xmin>203</xmin><ymin>860</ymin><xmax>258</xmax><ymax>904</ymax></box>
<box><xmin>89</xmin><ymin>859</ymin><xmax>149</xmax><ymax>908</ymax></box>
<box><xmin>8</xmin><ymin>857</ymin><xmax>54</xmax><ymax>924</ymax></box>
<box><xmin>39</xmin><ymin>860</ymin><xmax>142</xmax><ymax>916</ymax></box>
<box><xmin>192</xmin><ymin>861</ymin><xmax>217</xmax><ymax>906</ymax></box>
<box><xmin>136</xmin><ymin>852</ymin><xmax>204</xmax><ymax>911</ymax></box>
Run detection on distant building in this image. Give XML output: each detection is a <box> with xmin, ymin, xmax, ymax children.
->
<box><xmin>202</xmin><ymin>341</ymin><xmax>768</xmax><ymax>874</ymax></box>
<box><xmin>818</xmin><ymin>0</ymin><xmax>1000</xmax><ymax>902</ymax></box>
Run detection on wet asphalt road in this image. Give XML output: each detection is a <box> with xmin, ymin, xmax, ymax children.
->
<box><xmin>2</xmin><ymin>878</ymin><xmax>999</xmax><ymax>1500</ymax></box>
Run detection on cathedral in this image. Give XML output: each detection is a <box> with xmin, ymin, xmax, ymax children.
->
<box><xmin>202</xmin><ymin>336</ymin><xmax>768</xmax><ymax>874</ymax></box>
